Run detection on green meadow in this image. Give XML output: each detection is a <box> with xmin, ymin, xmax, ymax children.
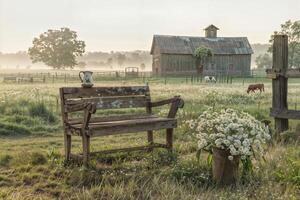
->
<box><xmin>0</xmin><ymin>78</ymin><xmax>299</xmax><ymax>200</ymax></box>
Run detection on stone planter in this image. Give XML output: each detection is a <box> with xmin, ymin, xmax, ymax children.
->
<box><xmin>212</xmin><ymin>147</ymin><xmax>240</xmax><ymax>185</ymax></box>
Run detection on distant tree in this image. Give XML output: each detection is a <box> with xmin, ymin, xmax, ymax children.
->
<box><xmin>193</xmin><ymin>46</ymin><xmax>213</xmax><ymax>74</ymax></box>
<box><xmin>140</xmin><ymin>63</ymin><xmax>146</xmax><ymax>71</ymax></box>
<box><xmin>117</xmin><ymin>53</ymin><xmax>126</xmax><ymax>67</ymax></box>
<box><xmin>28</xmin><ymin>27</ymin><xmax>85</xmax><ymax>69</ymax></box>
<box><xmin>77</xmin><ymin>61</ymin><xmax>86</xmax><ymax>69</ymax></box>
<box><xmin>107</xmin><ymin>57</ymin><xmax>113</xmax><ymax>69</ymax></box>
<box><xmin>295</xmin><ymin>44</ymin><xmax>300</xmax><ymax>67</ymax></box>
<box><xmin>255</xmin><ymin>53</ymin><xmax>272</xmax><ymax>69</ymax></box>
<box><xmin>269</xmin><ymin>20</ymin><xmax>300</xmax><ymax>68</ymax></box>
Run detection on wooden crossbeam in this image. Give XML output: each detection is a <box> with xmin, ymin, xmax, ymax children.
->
<box><xmin>69</xmin><ymin>143</ymin><xmax>167</xmax><ymax>161</ymax></box>
<box><xmin>89</xmin><ymin>143</ymin><xmax>167</xmax><ymax>155</ymax></box>
<box><xmin>266</xmin><ymin>68</ymin><xmax>300</xmax><ymax>79</ymax></box>
<box><xmin>270</xmin><ymin>108</ymin><xmax>300</xmax><ymax>119</ymax></box>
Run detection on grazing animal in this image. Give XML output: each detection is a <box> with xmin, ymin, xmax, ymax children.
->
<box><xmin>204</xmin><ymin>76</ymin><xmax>216</xmax><ymax>83</ymax></box>
<box><xmin>247</xmin><ymin>84</ymin><xmax>264</xmax><ymax>93</ymax></box>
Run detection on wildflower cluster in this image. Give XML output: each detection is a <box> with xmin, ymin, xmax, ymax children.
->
<box><xmin>187</xmin><ymin>108</ymin><xmax>270</xmax><ymax>160</ymax></box>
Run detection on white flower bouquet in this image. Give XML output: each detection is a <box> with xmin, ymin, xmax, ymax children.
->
<box><xmin>187</xmin><ymin>108</ymin><xmax>271</xmax><ymax>161</ymax></box>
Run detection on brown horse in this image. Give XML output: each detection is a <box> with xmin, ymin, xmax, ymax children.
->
<box><xmin>247</xmin><ymin>84</ymin><xmax>264</xmax><ymax>93</ymax></box>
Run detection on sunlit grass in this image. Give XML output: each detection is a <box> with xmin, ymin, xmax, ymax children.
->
<box><xmin>0</xmin><ymin>79</ymin><xmax>299</xmax><ymax>199</ymax></box>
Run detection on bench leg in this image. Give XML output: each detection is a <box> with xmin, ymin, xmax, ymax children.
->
<box><xmin>147</xmin><ymin>130</ymin><xmax>154</xmax><ymax>151</ymax></box>
<box><xmin>82</xmin><ymin>133</ymin><xmax>90</xmax><ymax>166</ymax></box>
<box><xmin>166</xmin><ymin>128</ymin><xmax>173</xmax><ymax>151</ymax></box>
<box><xmin>64</xmin><ymin>134</ymin><xmax>71</xmax><ymax>161</ymax></box>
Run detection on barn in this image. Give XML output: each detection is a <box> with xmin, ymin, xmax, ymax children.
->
<box><xmin>150</xmin><ymin>25</ymin><xmax>253</xmax><ymax>76</ymax></box>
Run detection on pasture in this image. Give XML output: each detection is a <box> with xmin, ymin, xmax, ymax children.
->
<box><xmin>0</xmin><ymin>76</ymin><xmax>299</xmax><ymax>200</ymax></box>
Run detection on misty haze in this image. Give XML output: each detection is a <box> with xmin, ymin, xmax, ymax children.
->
<box><xmin>0</xmin><ymin>0</ymin><xmax>299</xmax><ymax>199</ymax></box>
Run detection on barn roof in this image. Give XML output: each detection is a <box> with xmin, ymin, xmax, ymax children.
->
<box><xmin>150</xmin><ymin>35</ymin><xmax>253</xmax><ymax>55</ymax></box>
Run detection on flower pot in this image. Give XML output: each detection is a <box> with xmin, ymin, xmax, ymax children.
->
<box><xmin>212</xmin><ymin>147</ymin><xmax>239</xmax><ymax>185</ymax></box>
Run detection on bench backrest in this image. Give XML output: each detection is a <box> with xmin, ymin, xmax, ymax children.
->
<box><xmin>59</xmin><ymin>86</ymin><xmax>151</xmax><ymax>122</ymax></box>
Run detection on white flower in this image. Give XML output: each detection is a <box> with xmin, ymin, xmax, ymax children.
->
<box><xmin>191</xmin><ymin>108</ymin><xmax>271</xmax><ymax>160</ymax></box>
<box><xmin>228</xmin><ymin>156</ymin><xmax>233</xmax><ymax>161</ymax></box>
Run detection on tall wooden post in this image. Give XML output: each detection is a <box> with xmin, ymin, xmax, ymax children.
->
<box><xmin>272</xmin><ymin>35</ymin><xmax>289</xmax><ymax>133</ymax></box>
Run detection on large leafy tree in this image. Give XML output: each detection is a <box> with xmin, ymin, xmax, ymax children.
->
<box><xmin>193</xmin><ymin>46</ymin><xmax>213</xmax><ymax>74</ymax></box>
<box><xmin>269</xmin><ymin>20</ymin><xmax>300</xmax><ymax>68</ymax></box>
<box><xmin>255</xmin><ymin>53</ymin><xmax>272</xmax><ymax>69</ymax></box>
<box><xmin>28</xmin><ymin>27</ymin><xmax>85</xmax><ymax>69</ymax></box>
<box><xmin>116</xmin><ymin>53</ymin><xmax>126</xmax><ymax>67</ymax></box>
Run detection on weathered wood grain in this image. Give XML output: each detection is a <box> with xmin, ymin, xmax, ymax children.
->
<box><xmin>67</xmin><ymin>114</ymin><xmax>157</xmax><ymax>125</ymax></box>
<box><xmin>270</xmin><ymin>108</ymin><xmax>300</xmax><ymax>119</ymax></box>
<box><xmin>90</xmin><ymin>143</ymin><xmax>167</xmax><ymax>155</ymax></box>
<box><xmin>65</xmin><ymin>96</ymin><xmax>147</xmax><ymax>112</ymax></box>
<box><xmin>62</xmin><ymin>86</ymin><xmax>149</xmax><ymax>99</ymax></box>
<box><xmin>59</xmin><ymin>88</ymin><xmax>72</xmax><ymax>161</ymax></box>
<box><xmin>87</xmin><ymin>118</ymin><xmax>177</xmax><ymax>137</ymax></box>
<box><xmin>271</xmin><ymin>35</ymin><xmax>289</xmax><ymax>133</ymax></box>
<box><xmin>266</xmin><ymin>68</ymin><xmax>300</xmax><ymax>79</ymax></box>
<box><xmin>70</xmin><ymin>143</ymin><xmax>167</xmax><ymax>160</ymax></box>
<box><xmin>60</xmin><ymin>85</ymin><xmax>183</xmax><ymax>165</ymax></box>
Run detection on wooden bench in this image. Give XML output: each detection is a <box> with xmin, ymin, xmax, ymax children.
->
<box><xmin>59</xmin><ymin>86</ymin><xmax>184</xmax><ymax>165</ymax></box>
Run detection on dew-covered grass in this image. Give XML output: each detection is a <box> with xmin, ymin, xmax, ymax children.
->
<box><xmin>0</xmin><ymin>78</ymin><xmax>299</xmax><ymax>199</ymax></box>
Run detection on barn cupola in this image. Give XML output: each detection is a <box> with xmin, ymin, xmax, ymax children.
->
<box><xmin>204</xmin><ymin>24</ymin><xmax>219</xmax><ymax>38</ymax></box>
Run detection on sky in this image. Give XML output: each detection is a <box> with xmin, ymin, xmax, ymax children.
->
<box><xmin>0</xmin><ymin>0</ymin><xmax>299</xmax><ymax>53</ymax></box>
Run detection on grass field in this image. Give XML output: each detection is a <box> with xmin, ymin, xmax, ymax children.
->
<box><xmin>0</xmin><ymin>77</ymin><xmax>299</xmax><ymax>200</ymax></box>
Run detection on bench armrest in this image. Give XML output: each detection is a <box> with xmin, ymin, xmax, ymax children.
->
<box><xmin>150</xmin><ymin>96</ymin><xmax>184</xmax><ymax>118</ymax></box>
<box><xmin>81</xmin><ymin>103</ymin><xmax>97</xmax><ymax>131</ymax></box>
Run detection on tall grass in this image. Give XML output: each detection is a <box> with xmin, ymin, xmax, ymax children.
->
<box><xmin>0</xmin><ymin>81</ymin><xmax>299</xmax><ymax>199</ymax></box>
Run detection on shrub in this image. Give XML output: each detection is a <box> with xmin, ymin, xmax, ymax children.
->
<box><xmin>0</xmin><ymin>115</ymin><xmax>40</xmax><ymax>127</ymax></box>
<box><xmin>147</xmin><ymin>149</ymin><xmax>178</xmax><ymax>168</ymax></box>
<box><xmin>169</xmin><ymin>159</ymin><xmax>211</xmax><ymax>187</ymax></box>
<box><xmin>28</xmin><ymin>102</ymin><xmax>56</xmax><ymax>123</ymax></box>
<box><xmin>275</xmin><ymin>157</ymin><xmax>300</xmax><ymax>185</ymax></box>
<box><xmin>65</xmin><ymin>168</ymin><xmax>104</xmax><ymax>187</ymax></box>
<box><xmin>0</xmin><ymin>175</ymin><xmax>13</xmax><ymax>187</ymax></box>
<box><xmin>0</xmin><ymin>122</ymin><xmax>31</xmax><ymax>136</ymax></box>
<box><xmin>0</xmin><ymin>155</ymin><xmax>12</xmax><ymax>166</ymax></box>
<box><xmin>47</xmin><ymin>148</ymin><xmax>63</xmax><ymax>165</ymax></box>
<box><xmin>296</xmin><ymin>123</ymin><xmax>300</xmax><ymax>133</ymax></box>
<box><xmin>279</xmin><ymin>130</ymin><xmax>300</xmax><ymax>144</ymax></box>
<box><xmin>30</xmin><ymin>152</ymin><xmax>47</xmax><ymax>165</ymax></box>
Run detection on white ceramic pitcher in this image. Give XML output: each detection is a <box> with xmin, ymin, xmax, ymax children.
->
<box><xmin>79</xmin><ymin>71</ymin><xmax>94</xmax><ymax>88</ymax></box>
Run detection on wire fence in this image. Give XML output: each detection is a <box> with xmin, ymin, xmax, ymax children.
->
<box><xmin>0</xmin><ymin>68</ymin><xmax>283</xmax><ymax>85</ymax></box>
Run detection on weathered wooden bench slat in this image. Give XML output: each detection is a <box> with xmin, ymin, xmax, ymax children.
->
<box><xmin>89</xmin><ymin>143</ymin><xmax>167</xmax><ymax>155</ymax></box>
<box><xmin>65</xmin><ymin>96</ymin><xmax>148</xmax><ymax>112</ymax></box>
<box><xmin>88</xmin><ymin>119</ymin><xmax>176</xmax><ymax>137</ymax></box>
<box><xmin>69</xmin><ymin>143</ymin><xmax>168</xmax><ymax>161</ymax></box>
<box><xmin>65</xmin><ymin>96</ymin><xmax>147</xmax><ymax>105</ymax></box>
<box><xmin>63</xmin><ymin>86</ymin><xmax>149</xmax><ymax>99</ymax></box>
<box><xmin>67</xmin><ymin>114</ymin><xmax>157</xmax><ymax>125</ymax></box>
<box><xmin>69</xmin><ymin>117</ymin><xmax>175</xmax><ymax>129</ymax></box>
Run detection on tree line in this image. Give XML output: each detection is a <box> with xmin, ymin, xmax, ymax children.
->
<box><xmin>255</xmin><ymin>20</ymin><xmax>300</xmax><ymax>69</ymax></box>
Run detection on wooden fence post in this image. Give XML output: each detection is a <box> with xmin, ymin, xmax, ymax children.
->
<box><xmin>272</xmin><ymin>35</ymin><xmax>289</xmax><ymax>133</ymax></box>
